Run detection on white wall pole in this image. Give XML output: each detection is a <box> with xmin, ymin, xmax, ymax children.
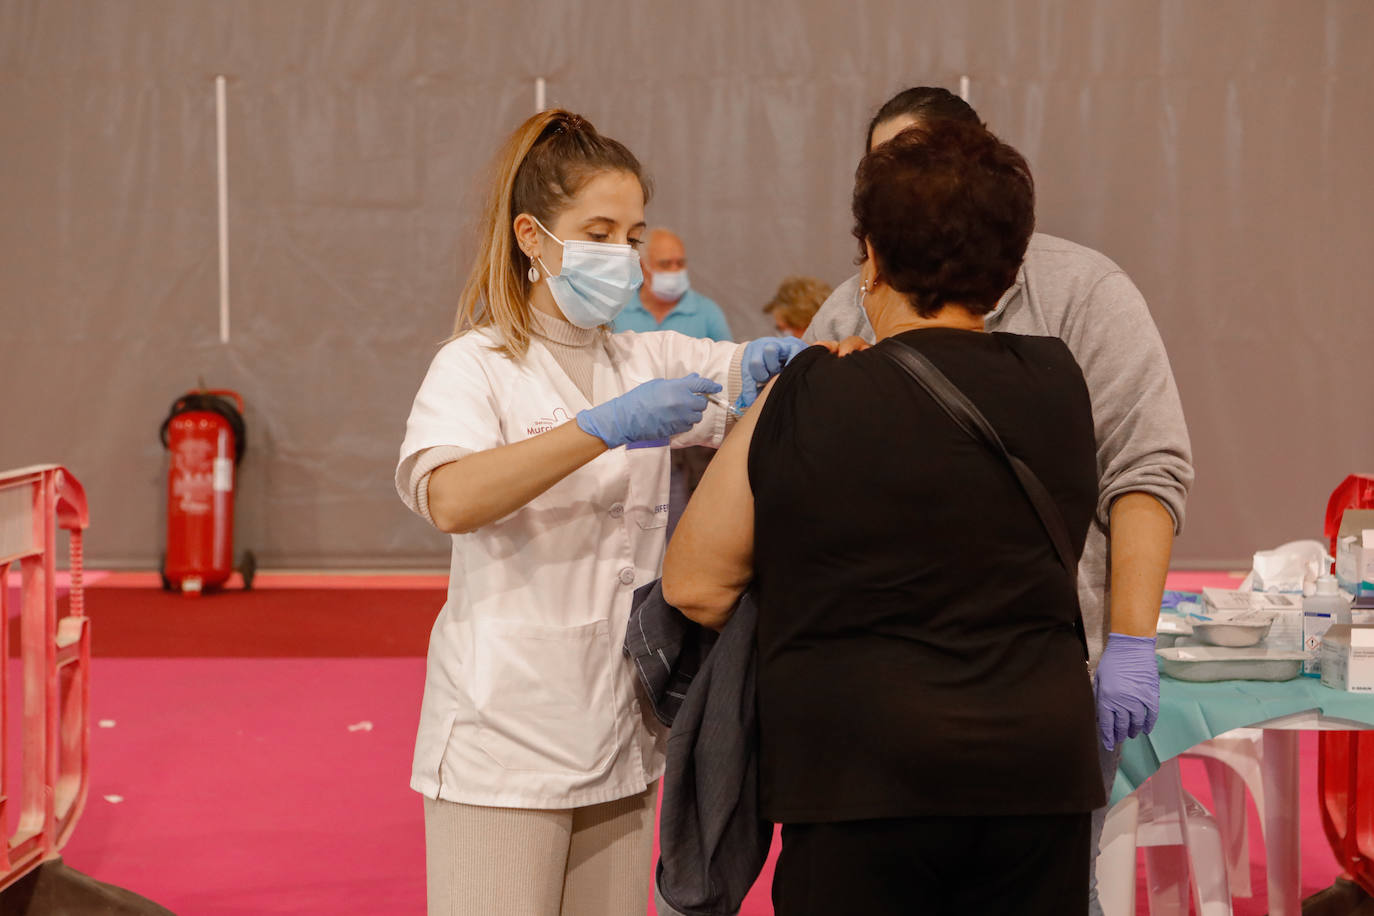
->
<box><xmin>535</xmin><ymin>77</ymin><xmax>547</xmax><ymax>113</ymax></box>
<box><xmin>215</xmin><ymin>75</ymin><xmax>230</xmax><ymax>345</ymax></box>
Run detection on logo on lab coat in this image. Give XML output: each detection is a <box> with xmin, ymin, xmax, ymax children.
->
<box><xmin>526</xmin><ymin>407</ymin><xmax>573</xmax><ymax>437</ymax></box>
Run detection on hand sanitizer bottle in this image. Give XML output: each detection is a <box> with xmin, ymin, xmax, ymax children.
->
<box><xmin>1303</xmin><ymin>575</ymin><xmax>1352</xmax><ymax>676</ymax></box>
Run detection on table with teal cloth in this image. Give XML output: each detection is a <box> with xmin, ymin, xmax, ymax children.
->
<box><xmin>1111</xmin><ymin>677</ymin><xmax>1374</xmax><ymax>806</ymax></box>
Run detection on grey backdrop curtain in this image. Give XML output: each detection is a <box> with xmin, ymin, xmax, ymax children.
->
<box><xmin>2</xmin><ymin>0</ymin><xmax>1370</xmax><ymax>568</ymax></box>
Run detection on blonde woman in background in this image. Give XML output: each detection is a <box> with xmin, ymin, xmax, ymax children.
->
<box><xmin>395</xmin><ymin>109</ymin><xmax>804</xmax><ymax>915</ymax></box>
<box><xmin>763</xmin><ymin>276</ymin><xmax>833</xmax><ymax>337</ymax></box>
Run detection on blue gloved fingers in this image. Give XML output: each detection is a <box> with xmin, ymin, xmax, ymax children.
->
<box><xmin>680</xmin><ymin>394</ymin><xmax>709</xmax><ymax>418</ymax></box>
<box><xmin>1098</xmin><ymin>704</ymin><xmax>1118</xmax><ymax>752</ymax></box>
<box><xmin>681</xmin><ymin>373</ymin><xmax>723</xmax><ymax>395</ymax></box>
<box><xmin>578</xmin><ymin>374</ymin><xmax>724</xmax><ymax>448</ymax></box>
<box><xmin>1096</xmin><ymin>632</ymin><xmax>1160</xmax><ymax>750</ymax></box>
<box><xmin>1125</xmin><ymin>700</ymin><xmax>1145</xmax><ymax>740</ymax></box>
<box><xmin>759</xmin><ymin>342</ymin><xmax>786</xmax><ymax>376</ymax></box>
<box><xmin>760</xmin><ymin>337</ymin><xmax>806</xmax><ymax>373</ymax></box>
<box><xmin>1094</xmin><ymin>677</ymin><xmax>1111</xmax><ymax>751</ymax></box>
<box><xmin>736</xmin><ymin>368</ymin><xmax>763</xmax><ymax>411</ymax></box>
<box><xmin>675</xmin><ymin>374</ymin><xmax>716</xmax><ymax>416</ymax></box>
<box><xmin>1143</xmin><ymin>694</ymin><xmax>1160</xmax><ymax>736</ymax></box>
<box><xmin>737</xmin><ymin>336</ymin><xmax>806</xmax><ymax>411</ymax></box>
<box><xmin>743</xmin><ymin>337</ymin><xmax>806</xmax><ymax>384</ymax></box>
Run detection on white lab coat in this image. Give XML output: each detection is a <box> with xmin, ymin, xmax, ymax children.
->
<box><xmin>396</xmin><ymin>325</ymin><xmax>742</xmax><ymax>808</ymax></box>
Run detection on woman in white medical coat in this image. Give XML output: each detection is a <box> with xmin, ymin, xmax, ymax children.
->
<box><xmin>396</xmin><ymin>109</ymin><xmax>802</xmax><ymax>915</ymax></box>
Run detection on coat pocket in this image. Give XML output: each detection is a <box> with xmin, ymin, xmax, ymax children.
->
<box><xmin>472</xmin><ymin>617</ymin><xmax>618</xmax><ymax>775</ymax></box>
<box><xmin>625</xmin><ymin>444</ymin><xmax>670</xmax><ymax>529</ymax></box>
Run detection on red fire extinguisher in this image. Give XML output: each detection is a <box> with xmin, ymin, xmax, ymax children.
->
<box><xmin>158</xmin><ymin>387</ymin><xmax>256</xmax><ymax>594</ymax></box>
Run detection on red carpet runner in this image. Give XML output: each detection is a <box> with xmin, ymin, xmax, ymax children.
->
<box><xmin>9</xmin><ymin>587</ymin><xmax>443</xmax><ymax>658</ymax></box>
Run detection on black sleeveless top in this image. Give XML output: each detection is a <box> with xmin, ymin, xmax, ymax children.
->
<box><xmin>747</xmin><ymin>328</ymin><xmax>1106</xmax><ymax>822</ymax></box>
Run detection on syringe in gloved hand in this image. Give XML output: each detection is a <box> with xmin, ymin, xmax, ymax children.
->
<box><xmin>705</xmin><ymin>392</ymin><xmax>743</xmax><ymax>417</ymax></box>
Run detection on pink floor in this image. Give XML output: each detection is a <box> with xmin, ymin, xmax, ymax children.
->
<box><xmin>53</xmin><ymin>658</ymin><xmax>429</xmax><ymax>914</ymax></box>
<box><xmin>44</xmin><ymin>660</ymin><xmax>1347</xmax><ymax>915</ymax></box>
<box><xmin>3</xmin><ymin>571</ymin><xmax>1351</xmax><ymax>913</ymax></box>
<box><xmin>33</xmin><ymin>656</ymin><xmax>776</xmax><ymax>914</ymax></box>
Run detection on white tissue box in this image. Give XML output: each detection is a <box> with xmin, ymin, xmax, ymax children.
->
<box><xmin>1320</xmin><ymin>625</ymin><xmax>1374</xmax><ymax>692</ymax></box>
<box><xmin>1202</xmin><ymin>588</ymin><xmax>1305</xmax><ymax>651</ymax></box>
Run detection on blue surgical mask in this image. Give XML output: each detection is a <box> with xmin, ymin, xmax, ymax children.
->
<box><xmin>532</xmin><ymin>217</ymin><xmax>643</xmax><ymax>329</ymax></box>
<box><xmin>650</xmin><ymin>268</ymin><xmax>690</xmax><ymax>303</ymax></box>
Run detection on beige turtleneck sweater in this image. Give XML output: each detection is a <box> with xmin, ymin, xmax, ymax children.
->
<box><xmin>411</xmin><ymin>309</ymin><xmax>742</xmax><ymax>524</ymax></box>
<box><xmin>528</xmin><ymin>307</ymin><xmax>600</xmax><ymax>401</ymax></box>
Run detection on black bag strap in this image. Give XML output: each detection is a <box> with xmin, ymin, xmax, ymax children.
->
<box><xmin>877</xmin><ymin>337</ymin><xmax>1090</xmax><ymax>660</ymax></box>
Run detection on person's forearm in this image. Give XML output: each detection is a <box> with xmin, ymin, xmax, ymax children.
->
<box><xmin>1108</xmin><ymin>492</ymin><xmax>1175</xmax><ymax>637</ymax></box>
<box><xmin>426</xmin><ymin>422</ymin><xmax>606</xmax><ymax>534</ymax></box>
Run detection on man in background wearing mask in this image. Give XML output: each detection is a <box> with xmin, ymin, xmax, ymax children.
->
<box><xmin>613</xmin><ymin>228</ymin><xmax>733</xmax><ymax>342</ymax></box>
<box><xmin>613</xmin><ymin>228</ymin><xmax>733</xmax><ymax>537</ymax></box>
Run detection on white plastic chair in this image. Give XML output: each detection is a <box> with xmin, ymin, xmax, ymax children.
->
<box><xmin>1182</xmin><ymin>727</ymin><xmax>1302</xmax><ymax>915</ymax></box>
<box><xmin>1096</xmin><ymin>757</ymin><xmax>1233</xmax><ymax>916</ymax></box>
<box><xmin>1097</xmin><ymin>728</ymin><xmax>1303</xmax><ymax>916</ymax></box>
<box><xmin>1181</xmin><ymin>729</ymin><xmax>1264</xmax><ymax>898</ymax></box>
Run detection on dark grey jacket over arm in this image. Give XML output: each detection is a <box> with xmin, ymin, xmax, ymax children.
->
<box><xmin>624</xmin><ymin>580</ymin><xmax>771</xmax><ymax>916</ymax></box>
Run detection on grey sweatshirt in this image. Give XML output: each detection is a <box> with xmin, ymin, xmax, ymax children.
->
<box><xmin>804</xmin><ymin>232</ymin><xmax>1194</xmax><ymax>667</ymax></box>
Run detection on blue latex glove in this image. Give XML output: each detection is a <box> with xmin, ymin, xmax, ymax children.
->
<box><xmin>1095</xmin><ymin>633</ymin><xmax>1160</xmax><ymax>751</ymax></box>
<box><xmin>577</xmin><ymin>374</ymin><xmax>723</xmax><ymax>449</ymax></box>
<box><xmin>737</xmin><ymin>336</ymin><xmax>808</xmax><ymax>410</ymax></box>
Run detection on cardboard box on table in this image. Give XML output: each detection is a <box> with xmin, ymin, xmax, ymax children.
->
<box><xmin>1320</xmin><ymin>624</ymin><xmax>1374</xmax><ymax>692</ymax></box>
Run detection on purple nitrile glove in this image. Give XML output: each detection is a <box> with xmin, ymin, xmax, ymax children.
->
<box><xmin>1094</xmin><ymin>633</ymin><xmax>1160</xmax><ymax>751</ymax></box>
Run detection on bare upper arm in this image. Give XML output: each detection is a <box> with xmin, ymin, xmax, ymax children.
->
<box><xmin>661</xmin><ymin>379</ymin><xmax>776</xmax><ymax>627</ymax></box>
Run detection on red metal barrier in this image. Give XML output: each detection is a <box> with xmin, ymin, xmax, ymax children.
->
<box><xmin>1319</xmin><ymin>731</ymin><xmax>1374</xmax><ymax>896</ymax></box>
<box><xmin>0</xmin><ymin>465</ymin><xmax>90</xmax><ymax>892</ymax></box>
<box><xmin>1318</xmin><ymin>475</ymin><xmax>1374</xmax><ymax>896</ymax></box>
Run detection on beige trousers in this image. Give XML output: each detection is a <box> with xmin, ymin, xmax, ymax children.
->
<box><xmin>422</xmin><ymin>782</ymin><xmax>657</xmax><ymax>916</ymax></box>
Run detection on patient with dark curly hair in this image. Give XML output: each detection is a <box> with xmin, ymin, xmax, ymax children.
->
<box><xmin>662</xmin><ymin>119</ymin><xmax>1106</xmax><ymax>916</ymax></box>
